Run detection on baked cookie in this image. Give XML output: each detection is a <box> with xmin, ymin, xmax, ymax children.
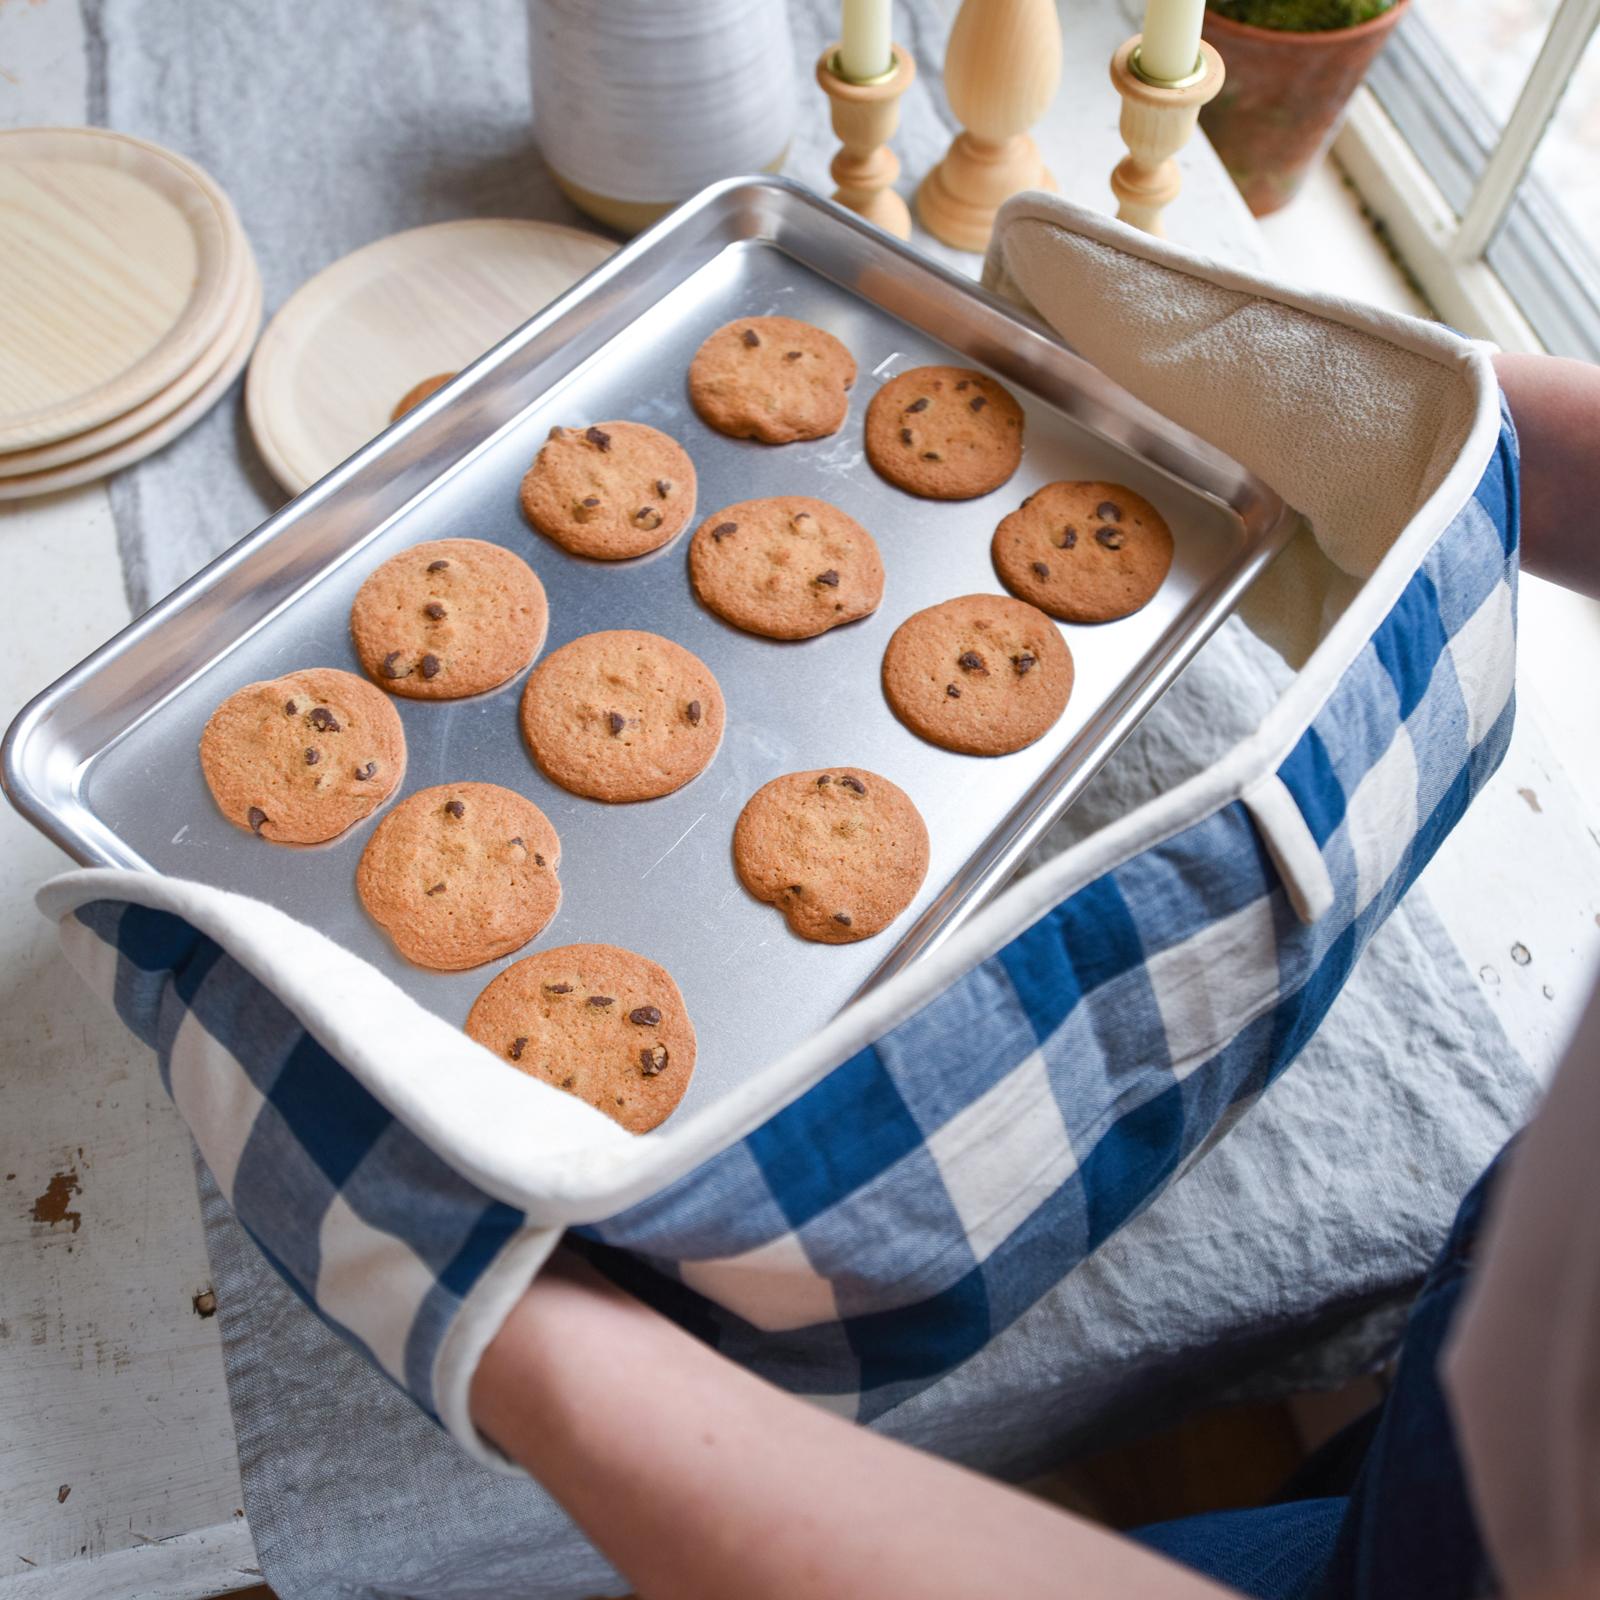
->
<box><xmin>356</xmin><ymin>782</ymin><xmax>561</xmax><ymax>971</ymax></box>
<box><xmin>519</xmin><ymin>422</ymin><xmax>696</xmax><ymax>560</ymax></box>
<box><xmin>465</xmin><ymin>943</ymin><xmax>696</xmax><ymax>1133</ymax></box>
<box><xmin>688</xmin><ymin>496</ymin><xmax>884</xmax><ymax>640</ymax></box>
<box><xmin>733</xmin><ymin>767</ymin><xmax>929</xmax><ymax>944</ymax></box>
<box><xmin>864</xmin><ymin>366</ymin><xmax>1025</xmax><ymax>500</ymax></box>
<box><xmin>881</xmin><ymin>594</ymin><xmax>1073</xmax><ymax>756</ymax></box>
<box><xmin>687</xmin><ymin>316</ymin><xmax>856</xmax><ymax>444</ymax></box>
<box><xmin>391</xmin><ymin>372</ymin><xmax>456</xmax><ymax>421</ymax></box>
<box><xmin>199</xmin><ymin>667</ymin><xmax>405</xmax><ymax>843</ymax></box>
<box><xmin>993</xmin><ymin>481</ymin><xmax>1174</xmax><ymax>623</ymax></box>
<box><xmin>520</xmin><ymin>629</ymin><xmax>724</xmax><ymax>802</ymax></box>
<box><xmin>350</xmin><ymin>537</ymin><xmax>549</xmax><ymax>700</ymax></box>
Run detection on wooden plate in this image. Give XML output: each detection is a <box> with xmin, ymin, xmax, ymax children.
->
<box><xmin>0</xmin><ymin>255</ymin><xmax>262</xmax><ymax>502</ymax></box>
<box><xmin>245</xmin><ymin>218</ymin><xmax>615</xmax><ymax>495</ymax></box>
<box><xmin>0</xmin><ymin>127</ymin><xmax>247</xmax><ymax>452</ymax></box>
<box><xmin>0</xmin><ymin>239</ymin><xmax>257</xmax><ymax>478</ymax></box>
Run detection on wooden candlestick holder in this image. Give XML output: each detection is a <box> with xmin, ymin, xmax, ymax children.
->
<box><xmin>1108</xmin><ymin>36</ymin><xmax>1226</xmax><ymax>236</ymax></box>
<box><xmin>815</xmin><ymin>44</ymin><xmax>917</xmax><ymax>240</ymax></box>
<box><xmin>916</xmin><ymin>0</ymin><xmax>1062</xmax><ymax>254</ymax></box>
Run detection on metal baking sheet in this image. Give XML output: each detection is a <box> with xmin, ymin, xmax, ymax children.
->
<box><xmin>4</xmin><ymin>177</ymin><xmax>1294</xmax><ymax>1122</ymax></box>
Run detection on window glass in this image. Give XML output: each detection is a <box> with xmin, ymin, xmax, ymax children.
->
<box><xmin>1526</xmin><ymin>25</ymin><xmax>1600</xmax><ymax>257</ymax></box>
<box><xmin>1412</xmin><ymin>0</ymin><xmax>1559</xmax><ymax>126</ymax></box>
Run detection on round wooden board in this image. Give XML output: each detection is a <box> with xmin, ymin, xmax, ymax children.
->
<box><xmin>0</xmin><ymin>255</ymin><xmax>262</xmax><ymax>502</ymax></box>
<box><xmin>245</xmin><ymin>218</ymin><xmax>616</xmax><ymax>495</ymax></box>
<box><xmin>0</xmin><ymin>127</ymin><xmax>247</xmax><ymax>452</ymax></box>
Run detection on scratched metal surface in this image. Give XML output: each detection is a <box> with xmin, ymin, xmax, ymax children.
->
<box><xmin>6</xmin><ymin>180</ymin><xmax>1293</xmax><ymax>1119</ymax></box>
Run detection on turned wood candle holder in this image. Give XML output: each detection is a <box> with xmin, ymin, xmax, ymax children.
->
<box><xmin>815</xmin><ymin>44</ymin><xmax>917</xmax><ymax>240</ymax></box>
<box><xmin>916</xmin><ymin>0</ymin><xmax>1062</xmax><ymax>254</ymax></box>
<box><xmin>1109</xmin><ymin>36</ymin><xmax>1226</xmax><ymax>236</ymax></box>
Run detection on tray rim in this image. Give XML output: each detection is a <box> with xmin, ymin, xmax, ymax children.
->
<box><xmin>3</xmin><ymin>174</ymin><xmax>1297</xmax><ymax>978</ymax></box>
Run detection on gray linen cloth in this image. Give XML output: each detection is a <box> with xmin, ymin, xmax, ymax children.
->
<box><xmin>86</xmin><ymin>1</ymin><xmax>1535</xmax><ymax>1594</ymax></box>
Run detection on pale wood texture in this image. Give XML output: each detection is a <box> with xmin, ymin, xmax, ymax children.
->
<box><xmin>915</xmin><ymin>0</ymin><xmax>1062</xmax><ymax>252</ymax></box>
<box><xmin>0</xmin><ymin>129</ymin><xmax>246</xmax><ymax>451</ymax></box>
<box><xmin>0</xmin><ymin>260</ymin><xmax>262</xmax><ymax>501</ymax></box>
<box><xmin>1109</xmin><ymin>37</ymin><xmax>1227</xmax><ymax>237</ymax></box>
<box><xmin>815</xmin><ymin>43</ymin><xmax>917</xmax><ymax>239</ymax></box>
<box><xmin>244</xmin><ymin>218</ymin><xmax>615</xmax><ymax>495</ymax></box>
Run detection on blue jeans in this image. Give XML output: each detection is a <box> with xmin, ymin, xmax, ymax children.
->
<box><xmin>1130</xmin><ymin>1152</ymin><xmax>1505</xmax><ymax>1599</ymax></box>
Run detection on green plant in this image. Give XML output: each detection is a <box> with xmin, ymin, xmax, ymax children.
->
<box><xmin>1206</xmin><ymin>0</ymin><xmax>1396</xmax><ymax>29</ymax></box>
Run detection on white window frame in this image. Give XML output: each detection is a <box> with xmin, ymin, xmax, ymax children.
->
<box><xmin>1333</xmin><ymin>0</ymin><xmax>1600</xmax><ymax>357</ymax></box>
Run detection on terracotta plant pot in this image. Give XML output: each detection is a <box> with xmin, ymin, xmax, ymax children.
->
<box><xmin>1200</xmin><ymin>0</ymin><xmax>1410</xmax><ymax>216</ymax></box>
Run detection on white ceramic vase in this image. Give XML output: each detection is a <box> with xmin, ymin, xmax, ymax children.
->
<box><xmin>530</xmin><ymin>0</ymin><xmax>796</xmax><ymax>233</ymax></box>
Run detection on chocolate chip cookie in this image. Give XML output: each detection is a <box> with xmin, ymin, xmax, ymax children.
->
<box><xmin>881</xmin><ymin>594</ymin><xmax>1074</xmax><ymax>756</ymax></box>
<box><xmin>688</xmin><ymin>495</ymin><xmax>884</xmax><ymax>640</ymax></box>
<box><xmin>356</xmin><ymin>782</ymin><xmax>561</xmax><ymax>971</ymax></box>
<box><xmin>687</xmin><ymin>316</ymin><xmax>856</xmax><ymax>444</ymax></box>
<box><xmin>199</xmin><ymin>667</ymin><xmax>406</xmax><ymax>843</ymax></box>
<box><xmin>733</xmin><ymin>768</ymin><xmax>929</xmax><ymax>944</ymax></box>
<box><xmin>519</xmin><ymin>422</ymin><xmax>697</xmax><ymax>560</ymax></box>
<box><xmin>992</xmin><ymin>481</ymin><xmax>1174</xmax><ymax>623</ymax></box>
<box><xmin>465</xmin><ymin>943</ymin><xmax>696</xmax><ymax>1133</ymax></box>
<box><xmin>350</xmin><ymin>537</ymin><xmax>549</xmax><ymax>700</ymax></box>
<box><xmin>864</xmin><ymin>366</ymin><xmax>1025</xmax><ymax>500</ymax></box>
<box><xmin>520</xmin><ymin>629</ymin><xmax>724</xmax><ymax>802</ymax></box>
<box><xmin>391</xmin><ymin>372</ymin><xmax>456</xmax><ymax>421</ymax></box>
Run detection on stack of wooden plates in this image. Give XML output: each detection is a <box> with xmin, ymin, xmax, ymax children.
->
<box><xmin>0</xmin><ymin>126</ymin><xmax>261</xmax><ymax>501</ymax></box>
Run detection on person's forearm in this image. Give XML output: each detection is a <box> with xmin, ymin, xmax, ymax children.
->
<box><xmin>470</xmin><ymin>1254</ymin><xmax>1235</xmax><ymax>1600</ymax></box>
<box><xmin>1493</xmin><ymin>352</ymin><xmax>1600</xmax><ymax>599</ymax></box>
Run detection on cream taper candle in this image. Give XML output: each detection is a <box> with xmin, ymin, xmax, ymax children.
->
<box><xmin>840</xmin><ymin>0</ymin><xmax>893</xmax><ymax>80</ymax></box>
<box><xmin>1138</xmin><ymin>0</ymin><xmax>1206</xmax><ymax>81</ymax></box>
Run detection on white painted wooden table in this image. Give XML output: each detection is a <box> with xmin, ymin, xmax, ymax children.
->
<box><xmin>2</xmin><ymin>2</ymin><xmax>1596</xmax><ymax>1596</ymax></box>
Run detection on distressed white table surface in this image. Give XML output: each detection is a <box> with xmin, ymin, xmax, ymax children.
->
<box><xmin>1</xmin><ymin>1</ymin><xmax>1596</xmax><ymax>1597</ymax></box>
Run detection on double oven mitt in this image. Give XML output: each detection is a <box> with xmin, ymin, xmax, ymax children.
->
<box><xmin>40</xmin><ymin>193</ymin><xmax>1516</xmax><ymax>1470</ymax></box>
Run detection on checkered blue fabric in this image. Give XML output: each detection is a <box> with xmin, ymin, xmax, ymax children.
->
<box><xmin>56</xmin><ymin>408</ymin><xmax>1518</xmax><ymax>1438</ymax></box>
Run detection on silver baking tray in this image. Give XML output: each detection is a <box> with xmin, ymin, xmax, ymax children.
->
<box><xmin>4</xmin><ymin>177</ymin><xmax>1294</xmax><ymax>1119</ymax></box>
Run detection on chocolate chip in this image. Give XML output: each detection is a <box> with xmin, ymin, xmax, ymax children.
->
<box><xmin>607</xmin><ymin>710</ymin><xmax>625</xmax><ymax>736</ymax></box>
<box><xmin>425</xmin><ymin>882</ymin><xmax>445</xmax><ymax>896</ymax></box>
<box><xmin>1097</xmin><ymin>501</ymin><xmax>1122</xmax><ymax>521</ymax></box>
<box><xmin>304</xmin><ymin>747</ymin><xmax>319</xmax><ymax>765</ymax></box>
<box><xmin>534</xmin><ymin>852</ymin><xmax>545</xmax><ymax>867</ymax></box>
<box><xmin>560</xmin><ymin>1074</ymin><xmax>575</xmax><ymax>1088</ymax></box>
<box><xmin>308</xmin><ymin>707</ymin><xmax>339</xmax><ymax>732</ymax></box>
<box><xmin>424</xmin><ymin>601</ymin><xmax>446</xmax><ymax>620</ymax></box>
<box><xmin>958</xmin><ymin>650</ymin><xmax>986</xmax><ymax>672</ymax></box>
<box><xmin>833</xmin><ymin>911</ymin><xmax>853</xmax><ymax>926</ymax></box>
<box><xmin>816</xmin><ymin>775</ymin><xmax>831</xmax><ymax>786</ymax></box>
<box><xmin>784</xmin><ymin>349</ymin><xmax>802</xmax><ymax>361</ymax></box>
<box><xmin>510</xmin><ymin>836</ymin><xmax>524</xmax><ymax>849</ymax></box>
<box><xmin>790</xmin><ymin>511</ymin><xmax>812</xmax><ymax>525</ymax></box>
<box><xmin>814</xmin><ymin>569</ymin><xmax>840</xmax><ymax>587</ymax></box>
<box><xmin>640</xmin><ymin>1044</ymin><xmax>668</xmax><ymax>1075</ymax></box>
<box><xmin>588</xmin><ymin>995</ymin><xmax>614</xmax><ymax>1008</ymax></box>
<box><xmin>247</xmin><ymin>806</ymin><xmax>268</xmax><ymax>834</ymax></box>
<box><xmin>508</xmin><ymin>1037</ymin><xmax>527</xmax><ymax>1062</ymax></box>
<box><xmin>420</xmin><ymin>654</ymin><xmax>441</xmax><ymax>679</ymax></box>
<box><xmin>582</xmin><ymin>495</ymin><xmax>600</xmax><ymax>507</ymax></box>
<box><xmin>787</xmin><ymin>884</ymin><xmax>803</xmax><ymax>895</ymax></box>
<box><xmin>355</xmin><ymin>761</ymin><xmax>378</xmax><ymax>781</ymax></box>
<box><xmin>426</xmin><ymin>559</ymin><xmax>450</xmax><ymax>573</ymax></box>
<box><xmin>1095</xmin><ymin>527</ymin><xmax>1125</xmax><ymax>550</ymax></box>
<box><xmin>837</xmin><ymin>774</ymin><xmax>866</xmax><ymax>794</ymax></box>
<box><xmin>382</xmin><ymin>651</ymin><xmax>410</xmax><ymax>679</ymax></box>
<box><xmin>544</xmin><ymin>982</ymin><xmax>573</xmax><ymax>995</ymax></box>
<box><xmin>922</xmin><ymin>451</ymin><xmax>943</xmax><ymax>461</ymax></box>
<box><xmin>629</xmin><ymin>1005</ymin><xmax>662</xmax><ymax>1026</ymax></box>
<box><xmin>655</xmin><ymin>478</ymin><xmax>672</xmax><ymax>497</ymax></box>
<box><xmin>956</xmin><ymin>380</ymin><xmax>970</xmax><ymax>391</ymax></box>
<box><xmin>741</xmin><ymin>328</ymin><xmax>760</xmax><ymax>348</ymax></box>
<box><xmin>1031</xmin><ymin>561</ymin><xmax>1050</xmax><ymax>578</ymax></box>
<box><xmin>1012</xmin><ymin>652</ymin><xmax>1037</xmax><ymax>675</ymax></box>
<box><xmin>899</xmin><ymin>427</ymin><xmax>914</xmax><ymax>445</ymax></box>
<box><xmin>969</xmin><ymin>395</ymin><xmax>988</xmax><ymax>411</ymax></box>
<box><xmin>906</xmin><ymin>397</ymin><xmax>929</xmax><ymax>413</ymax></box>
<box><xmin>633</xmin><ymin>506</ymin><xmax>663</xmax><ymax>529</ymax></box>
<box><xmin>712</xmin><ymin>521</ymin><xmax>737</xmax><ymax>541</ymax></box>
<box><xmin>685</xmin><ymin>700</ymin><xmax>702</xmax><ymax>726</ymax></box>
<box><xmin>283</xmin><ymin>699</ymin><xmax>298</xmax><ymax>715</ymax></box>
<box><xmin>585</xmin><ymin>426</ymin><xmax>611</xmax><ymax>450</ymax></box>
<box><xmin>1056</xmin><ymin>526</ymin><xmax>1078</xmax><ymax>549</ymax></box>
<box><xmin>946</xmin><ymin>683</ymin><xmax>961</xmax><ymax>698</ymax></box>
<box><xmin>444</xmin><ymin>799</ymin><xmax>465</xmax><ymax>819</ymax></box>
